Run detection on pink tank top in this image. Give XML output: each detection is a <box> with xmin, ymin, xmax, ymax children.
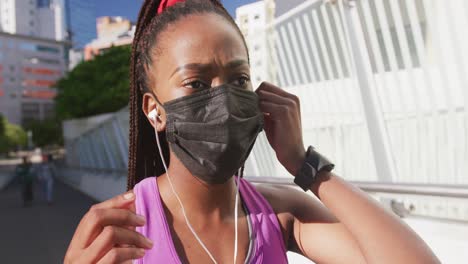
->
<box><xmin>133</xmin><ymin>176</ymin><xmax>288</xmax><ymax>263</ymax></box>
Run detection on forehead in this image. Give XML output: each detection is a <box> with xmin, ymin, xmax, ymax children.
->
<box><xmin>154</xmin><ymin>13</ymin><xmax>248</xmax><ymax>69</ymax></box>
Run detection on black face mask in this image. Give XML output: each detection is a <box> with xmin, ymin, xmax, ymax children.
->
<box><xmin>163</xmin><ymin>84</ymin><xmax>264</xmax><ymax>184</ymax></box>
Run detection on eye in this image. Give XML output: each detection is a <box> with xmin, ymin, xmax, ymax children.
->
<box><xmin>233</xmin><ymin>75</ymin><xmax>251</xmax><ymax>88</ymax></box>
<box><xmin>183</xmin><ymin>80</ymin><xmax>209</xmax><ymax>90</ymax></box>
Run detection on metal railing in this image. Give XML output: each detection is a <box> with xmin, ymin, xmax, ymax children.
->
<box><xmin>63</xmin><ymin>0</ymin><xmax>468</xmax><ymax>185</ymax></box>
<box><xmin>244</xmin><ymin>0</ymin><xmax>468</xmax><ymax>184</ymax></box>
<box><xmin>246</xmin><ymin>177</ymin><xmax>468</xmax><ymax>199</ymax></box>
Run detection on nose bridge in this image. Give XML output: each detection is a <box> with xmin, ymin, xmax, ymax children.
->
<box><xmin>211</xmin><ymin>76</ymin><xmax>224</xmax><ymax>88</ymax></box>
<box><xmin>210</xmin><ymin>72</ymin><xmax>231</xmax><ymax>88</ymax></box>
<box><xmin>210</xmin><ymin>58</ymin><xmax>232</xmax><ymax>87</ymax></box>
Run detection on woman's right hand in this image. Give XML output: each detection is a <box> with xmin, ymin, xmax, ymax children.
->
<box><xmin>64</xmin><ymin>191</ymin><xmax>153</xmax><ymax>264</ymax></box>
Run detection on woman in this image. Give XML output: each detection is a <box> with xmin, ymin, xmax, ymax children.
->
<box><xmin>65</xmin><ymin>0</ymin><xmax>439</xmax><ymax>263</ymax></box>
<box><xmin>16</xmin><ymin>156</ymin><xmax>35</xmax><ymax>207</ymax></box>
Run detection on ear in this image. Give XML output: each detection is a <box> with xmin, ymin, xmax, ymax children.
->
<box><xmin>142</xmin><ymin>92</ymin><xmax>167</xmax><ymax>132</ymax></box>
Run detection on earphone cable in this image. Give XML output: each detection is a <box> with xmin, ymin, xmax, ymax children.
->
<box><xmin>153</xmin><ymin>119</ymin><xmax>240</xmax><ymax>264</ymax></box>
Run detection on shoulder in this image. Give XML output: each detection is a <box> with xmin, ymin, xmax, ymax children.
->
<box><xmin>250</xmin><ymin>182</ymin><xmax>305</xmax><ymax>249</ymax></box>
<box><xmin>254</xmin><ymin>182</ymin><xmax>314</xmax><ymax>216</ymax></box>
<box><xmin>135</xmin><ymin>176</ymin><xmax>156</xmax><ymax>188</ymax></box>
<box><xmin>133</xmin><ymin>177</ymin><xmax>158</xmax><ymax>198</ymax></box>
<box><xmin>251</xmin><ymin>181</ymin><xmax>334</xmax><ymax>250</ymax></box>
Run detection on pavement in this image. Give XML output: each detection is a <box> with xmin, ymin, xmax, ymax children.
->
<box><xmin>0</xmin><ymin>178</ymin><xmax>96</xmax><ymax>264</ymax></box>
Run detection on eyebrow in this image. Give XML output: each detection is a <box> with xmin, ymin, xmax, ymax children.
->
<box><xmin>170</xmin><ymin>59</ymin><xmax>249</xmax><ymax>78</ymax></box>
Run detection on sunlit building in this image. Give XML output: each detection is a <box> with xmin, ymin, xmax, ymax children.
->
<box><xmin>0</xmin><ymin>32</ymin><xmax>67</xmax><ymax>125</ymax></box>
<box><xmin>0</xmin><ymin>0</ymin><xmax>66</xmax><ymax>41</ymax></box>
<box><xmin>84</xmin><ymin>16</ymin><xmax>134</xmax><ymax>61</ymax></box>
<box><xmin>235</xmin><ymin>0</ymin><xmax>275</xmax><ymax>87</ymax></box>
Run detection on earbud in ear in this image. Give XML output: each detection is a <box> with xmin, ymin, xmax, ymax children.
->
<box><xmin>148</xmin><ymin>109</ymin><xmax>158</xmax><ymax>121</ymax></box>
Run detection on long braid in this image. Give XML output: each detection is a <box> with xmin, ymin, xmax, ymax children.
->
<box><xmin>128</xmin><ymin>0</ymin><xmax>162</xmax><ymax>190</ymax></box>
<box><xmin>127</xmin><ymin>0</ymin><xmax>248</xmax><ymax>190</ymax></box>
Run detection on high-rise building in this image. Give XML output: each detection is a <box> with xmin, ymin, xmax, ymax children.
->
<box><xmin>0</xmin><ymin>0</ymin><xmax>69</xmax><ymax>125</ymax></box>
<box><xmin>0</xmin><ymin>32</ymin><xmax>67</xmax><ymax>125</ymax></box>
<box><xmin>275</xmin><ymin>0</ymin><xmax>307</xmax><ymax>17</ymax></box>
<box><xmin>84</xmin><ymin>16</ymin><xmax>134</xmax><ymax>61</ymax></box>
<box><xmin>235</xmin><ymin>0</ymin><xmax>275</xmax><ymax>87</ymax></box>
<box><xmin>37</xmin><ymin>0</ymin><xmax>51</xmax><ymax>8</ymax></box>
<box><xmin>65</xmin><ymin>0</ymin><xmax>96</xmax><ymax>48</ymax></box>
<box><xmin>0</xmin><ymin>0</ymin><xmax>67</xmax><ymax>41</ymax></box>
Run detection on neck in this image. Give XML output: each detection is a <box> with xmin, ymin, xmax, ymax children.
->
<box><xmin>157</xmin><ymin>152</ymin><xmax>241</xmax><ymax>222</ymax></box>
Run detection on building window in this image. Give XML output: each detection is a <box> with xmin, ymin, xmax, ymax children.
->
<box><xmin>22</xmin><ymin>102</ymin><xmax>41</xmax><ymax>122</ymax></box>
<box><xmin>43</xmin><ymin>103</ymin><xmax>55</xmax><ymax>118</ymax></box>
<box><xmin>24</xmin><ymin>56</ymin><xmax>60</xmax><ymax>65</ymax></box>
<box><xmin>37</xmin><ymin>45</ymin><xmax>60</xmax><ymax>54</ymax></box>
<box><xmin>254</xmin><ymin>14</ymin><xmax>260</xmax><ymax>20</ymax></box>
<box><xmin>29</xmin><ymin>21</ymin><xmax>34</xmax><ymax>27</ymax></box>
<box><xmin>240</xmin><ymin>15</ymin><xmax>248</xmax><ymax>24</ymax></box>
<box><xmin>20</xmin><ymin>42</ymin><xmax>36</xmax><ymax>51</ymax></box>
<box><xmin>9</xmin><ymin>65</ymin><xmax>15</xmax><ymax>72</ymax></box>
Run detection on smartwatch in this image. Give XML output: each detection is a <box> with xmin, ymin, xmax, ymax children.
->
<box><xmin>294</xmin><ymin>146</ymin><xmax>335</xmax><ymax>191</ymax></box>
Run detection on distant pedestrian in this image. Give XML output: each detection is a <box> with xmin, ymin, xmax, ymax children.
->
<box><xmin>15</xmin><ymin>156</ymin><xmax>35</xmax><ymax>207</ymax></box>
<box><xmin>38</xmin><ymin>154</ymin><xmax>55</xmax><ymax>205</ymax></box>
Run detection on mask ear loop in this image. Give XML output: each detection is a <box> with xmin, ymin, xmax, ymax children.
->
<box><xmin>151</xmin><ymin>106</ymin><xmax>220</xmax><ymax>264</ymax></box>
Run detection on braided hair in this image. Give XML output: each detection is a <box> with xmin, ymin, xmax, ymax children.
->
<box><xmin>127</xmin><ymin>0</ymin><xmax>249</xmax><ymax>190</ymax></box>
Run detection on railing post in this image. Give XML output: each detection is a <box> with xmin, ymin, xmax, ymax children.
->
<box><xmin>338</xmin><ymin>0</ymin><xmax>397</xmax><ymax>182</ymax></box>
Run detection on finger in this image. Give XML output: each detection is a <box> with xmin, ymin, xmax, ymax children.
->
<box><xmin>257</xmin><ymin>89</ymin><xmax>298</xmax><ymax>108</ymax></box>
<box><xmin>97</xmin><ymin>247</ymin><xmax>146</xmax><ymax>264</ymax></box>
<box><xmin>84</xmin><ymin>226</ymin><xmax>153</xmax><ymax>263</ymax></box>
<box><xmin>64</xmin><ymin>193</ymin><xmax>138</xmax><ymax>261</ymax></box>
<box><xmin>92</xmin><ymin>191</ymin><xmax>136</xmax><ymax>211</ymax></box>
<box><xmin>259</xmin><ymin>100</ymin><xmax>291</xmax><ymax>120</ymax></box>
<box><xmin>126</xmin><ymin>197</ymin><xmax>137</xmax><ymax>232</ymax></box>
<box><xmin>256</xmin><ymin>81</ymin><xmax>300</xmax><ymax>103</ymax></box>
<box><xmin>79</xmin><ymin>208</ymin><xmax>146</xmax><ymax>248</ymax></box>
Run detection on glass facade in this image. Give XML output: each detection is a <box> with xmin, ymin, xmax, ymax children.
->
<box><xmin>65</xmin><ymin>0</ymin><xmax>96</xmax><ymax>48</ymax></box>
<box><xmin>37</xmin><ymin>0</ymin><xmax>51</xmax><ymax>8</ymax></box>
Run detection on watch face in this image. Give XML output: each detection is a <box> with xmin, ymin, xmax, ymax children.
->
<box><xmin>304</xmin><ymin>162</ymin><xmax>317</xmax><ymax>176</ymax></box>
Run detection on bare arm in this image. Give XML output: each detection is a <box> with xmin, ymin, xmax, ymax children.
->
<box><xmin>256</xmin><ymin>82</ymin><xmax>439</xmax><ymax>263</ymax></box>
<box><xmin>260</xmin><ymin>174</ymin><xmax>439</xmax><ymax>263</ymax></box>
<box><xmin>301</xmin><ymin>172</ymin><xmax>439</xmax><ymax>263</ymax></box>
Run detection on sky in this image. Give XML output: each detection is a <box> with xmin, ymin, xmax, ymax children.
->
<box><xmin>95</xmin><ymin>0</ymin><xmax>258</xmax><ymax>22</ymax></box>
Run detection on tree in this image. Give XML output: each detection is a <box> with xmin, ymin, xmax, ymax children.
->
<box><xmin>24</xmin><ymin>118</ymin><xmax>63</xmax><ymax>147</ymax></box>
<box><xmin>0</xmin><ymin>115</ymin><xmax>27</xmax><ymax>154</ymax></box>
<box><xmin>55</xmin><ymin>45</ymin><xmax>131</xmax><ymax>120</ymax></box>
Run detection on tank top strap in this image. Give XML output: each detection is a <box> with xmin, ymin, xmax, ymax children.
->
<box><xmin>133</xmin><ymin>177</ymin><xmax>182</xmax><ymax>264</ymax></box>
<box><xmin>238</xmin><ymin>177</ymin><xmax>289</xmax><ymax>264</ymax></box>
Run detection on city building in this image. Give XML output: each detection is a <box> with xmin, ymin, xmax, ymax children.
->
<box><xmin>0</xmin><ymin>31</ymin><xmax>68</xmax><ymax>125</ymax></box>
<box><xmin>65</xmin><ymin>0</ymin><xmax>96</xmax><ymax>48</ymax></box>
<box><xmin>275</xmin><ymin>0</ymin><xmax>307</xmax><ymax>17</ymax></box>
<box><xmin>0</xmin><ymin>0</ymin><xmax>67</xmax><ymax>41</ymax></box>
<box><xmin>235</xmin><ymin>0</ymin><xmax>276</xmax><ymax>87</ymax></box>
<box><xmin>84</xmin><ymin>16</ymin><xmax>134</xmax><ymax>61</ymax></box>
<box><xmin>68</xmin><ymin>48</ymin><xmax>84</xmax><ymax>70</ymax></box>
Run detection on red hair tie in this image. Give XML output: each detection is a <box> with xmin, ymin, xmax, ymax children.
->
<box><xmin>157</xmin><ymin>0</ymin><xmax>185</xmax><ymax>14</ymax></box>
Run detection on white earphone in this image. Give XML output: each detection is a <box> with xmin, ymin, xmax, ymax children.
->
<box><xmin>148</xmin><ymin>108</ymin><xmax>158</xmax><ymax>121</ymax></box>
<box><xmin>148</xmin><ymin>105</ymin><xmax>240</xmax><ymax>264</ymax></box>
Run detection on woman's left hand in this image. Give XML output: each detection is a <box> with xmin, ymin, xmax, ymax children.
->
<box><xmin>256</xmin><ymin>82</ymin><xmax>306</xmax><ymax>176</ymax></box>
